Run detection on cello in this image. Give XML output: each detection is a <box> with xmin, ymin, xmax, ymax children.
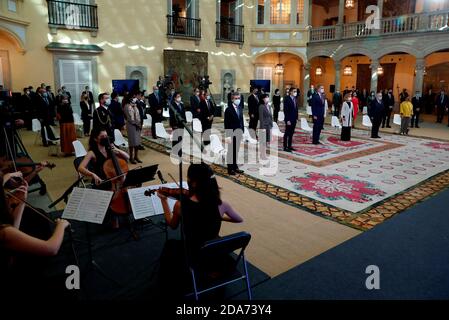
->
<box><xmin>102</xmin><ymin>138</ymin><xmax>130</xmax><ymax>215</ymax></box>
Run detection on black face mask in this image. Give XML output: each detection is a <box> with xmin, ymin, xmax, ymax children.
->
<box><xmin>100</xmin><ymin>137</ymin><xmax>109</xmax><ymax>147</ymax></box>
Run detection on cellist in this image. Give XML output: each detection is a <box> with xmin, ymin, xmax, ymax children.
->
<box><xmin>77</xmin><ymin>128</ymin><xmax>130</xmax><ymax>228</ymax></box>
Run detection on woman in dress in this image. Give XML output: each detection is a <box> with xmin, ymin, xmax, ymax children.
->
<box><xmin>340</xmin><ymin>93</ymin><xmax>354</xmax><ymax>141</ymax></box>
<box><xmin>351</xmin><ymin>92</ymin><xmax>359</xmax><ymax>128</ymax></box>
<box><xmin>258</xmin><ymin>93</ymin><xmax>273</xmax><ymax>161</ymax></box>
<box><xmin>124</xmin><ymin>95</ymin><xmax>142</xmax><ymax>164</ymax></box>
<box><xmin>57</xmin><ymin>95</ymin><xmax>77</xmax><ymax>156</ymax></box>
<box><xmin>80</xmin><ymin>93</ymin><xmax>92</xmax><ymax>136</ymax></box>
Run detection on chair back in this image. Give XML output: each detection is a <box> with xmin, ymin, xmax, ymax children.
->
<box><xmin>114</xmin><ymin>129</ymin><xmax>127</xmax><ymax>147</ymax></box>
<box><xmin>185</xmin><ymin>111</ymin><xmax>193</xmax><ymax>123</ymax></box>
<box><xmin>393</xmin><ymin>114</ymin><xmax>402</xmax><ymax>126</ymax></box>
<box><xmin>301</xmin><ymin>118</ymin><xmax>312</xmax><ymax>132</ymax></box>
<box><xmin>198</xmin><ymin>232</ymin><xmax>251</xmax><ymax>266</ymax></box>
<box><xmin>162</xmin><ymin>108</ymin><xmax>170</xmax><ymax>118</ymax></box>
<box><xmin>362</xmin><ymin>115</ymin><xmax>373</xmax><ymax>127</ymax></box>
<box><xmin>156</xmin><ymin>123</ymin><xmax>170</xmax><ymax>139</ymax></box>
<box><xmin>32</xmin><ymin>119</ymin><xmax>41</xmax><ymax>132</ymax></box>
<box><xmin>210</xmin><ymin>134</ymin><xmax>224</xmax><ymax>154</ymax></box>
<box><xmin>143</xmin><ymin>118</ymin><xmax>152</xmax><ymax>128</ymax></box>
<box><xmin>73</xmin><ymin>113</ymin><xmax>83</xmax><ymax>125</ymax></box>
<box><xmin>193</xmin><ymin>118</ymin><xmax>203</xmax><ymax>133</ymax></box>
<box><xmin>306</xmin><ymin>106</ymin><xmax>313</xmax><ymax>116</ymax></box>
<box><xmin>278</xmin><ymin>111</ymin><xmax>285</xmax><ymax>122</ymax></box>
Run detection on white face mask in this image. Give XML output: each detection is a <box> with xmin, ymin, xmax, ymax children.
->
<box><xmin>264</xmin><ymin>98</ymin><xmax>269</xmax><ymax>104</ymax></box>
<box><xmin>206</xmin><ymin>96</ymin><xmax>211</xmax><ymax>100</ymax></box>
<box><xmin>234</xmin><ymin>99</ymin><xmax>241</xmax><ymax>106</ymax></box>
<box><xmin>105</xmin><ymin>98</ymin><xmax>111</xmax><ymax>106</ymax></box>
<box><xmin>132</xmin><ymin>98</ymin><xmax>138</xmax><ymax>104</ymax></box>
<box><xmin>319</xmin><ymin>89</ymin><xmax>325</xmax><ymax>94</ymax></box>
<box><xmin>176</xmin><ymin>97</ymin><xmax>182</xmax><ymax>103</ymax></box>
<box><xmin>293</xmin><ymin>92</ymin><xmax>298</xmax><ymax>97</ymax></box>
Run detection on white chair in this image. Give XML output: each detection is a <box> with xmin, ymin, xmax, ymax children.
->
<box><xmin>362</xmin><ymin>106</ymin><xmax>368</xmax><ymax>115</ymax></box>
<box><xmin>244</xmin><ymin>128</ymin><xmax>258</xmax><ymax>144</ymax></box>
<box><xmin>43</xmin><ymin>127</ymin><xmax>60</xmax><ymax>157</ymax></box>
<box><xmin>272</xmin><ymin>122</ymin><xmax>284</xmax><ymax>138</ymax></box>
<box><xmin>162</xmin><ymin>108</ymin><xmax>170</xmax><ymax>118</ymax></box>
<box><xmin>73</xmin><ymin>113</ymin><xmax>83</xmax><ymax>126</ymax></box>
<box><xmin>243</xmin><ymin>116</ymin><xmax>250</xmax><ymax>128</ymax></box>
<box><xmin>300</xmin><ymin>118</ymin><xmax>313</xmax><ymax>132</ymax></box>
<box><xmin>331</xmin><ymin>116</ymin><xmax>342</xmax><ymax>129</ymax></box>
<box><xmin>393</xmin><ymin>114</ymin><xmax>402</xmax><ymax>126</ymax></box>
<box><xmin>143</xmin><ymin>118</ymin><xmax>152</xmax><ymax>129</ymax></box>
<box><xmin>32</xmin><ymin>119</ymin><xmax>42</xmax><ymax>145</ymax></box>
<box><xmin>72</xmin><ymin>140</ymin><xmax>87</xmax><ymax>158</ymax></box>
<box><xmin>362</xmin><ymin>115</ymin><xmax>373</xmax><ymax>128</ymax></box>
<box><xmin>185</xmin><ymin>111</ymin><xmax>193</xmax><ymax>123</ymax></box>
<box><xmin>210</xmin><ymin>134</ymin><xmax>227</xmax><ymax>162</ymax></box>
<box><xmin>50</xmin><ymin>126</ymin><xmax>60</xmax><ymax>139</ymax></box>
<box><xmin>155</xmin><ymin>122</ymin><xmax>172</xmax><ymax>140</ymax></box>
<box><xmin>193</xmin><ymin>118</ymin><xmax>203</xmax><ymax>133</ymax></box>
<box><xmin>278</xmin><ymin>111</ymin><xmax>285</xmax><ymax>122</ymax></box>
<box><xmin>114</xmin><ymin>129</ymin><xmax>129</xmax><ymax>150</ymax></box>
<box><xmin>306</xmin><ymin>106</ymin><xmax>313</xmax><ymax>116</ymax></box>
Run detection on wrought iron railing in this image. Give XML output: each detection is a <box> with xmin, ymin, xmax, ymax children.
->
<box><xmin>167</xmin><ymin>15</ymin><xmax>201</xmax><ymax>38</ymax></box>
<box><xmin>216</xmin><ymin>22</ymin><xmax>244</xmax><ymax>43</ymax></box>
<box><xmin>47</xmin><ymin>0</ymin><xmax>98</xmax><ymax>29</ymax></box>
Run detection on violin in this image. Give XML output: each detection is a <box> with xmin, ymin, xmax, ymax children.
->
<box><xmin>103</xmin><ymin>140</ymin><xmax>129</xmax><ymax>215</ymax></box>
<box><xmin>144</xmin><ymin>186</ymin><xmax>190</xmax><ymax>199</ymax></box>
<box><xmin>1</xmin><ymin>156</ymin><xmax>56</xmax><ymax>183</ymax></box>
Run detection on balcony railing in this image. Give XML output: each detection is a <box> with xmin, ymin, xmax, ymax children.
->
<box><xmin>47</xmin><ymin>0</ymin><xmax>98</xmax><ymax>30</ymax></box>
<box><xmin>167</xmin><ymin>15</ymin><xmax>201</xmax><ymax>39</ymax></box>
<box><xmin>216</xmin><ymin>22</ymin><xmax>244</xmax><ymax>43</ymax></box>
<box><xmin>310</xmin><ymin>9</ymin><xmax>449</xmax><ymax>42</ymax></box>
<box><xmin>310</xmin><ymin>25</ymin><xmax>336</xmax><ymax>42</ymax></box>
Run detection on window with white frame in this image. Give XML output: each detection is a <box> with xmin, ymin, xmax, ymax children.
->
<box><xmin>8</xmin><ymin>0</ymin><xmax>17</xmax><ymax>12</ymax></box>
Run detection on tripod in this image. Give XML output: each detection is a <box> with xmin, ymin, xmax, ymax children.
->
<box><xmin>2</xmin><ymin>126</ymin><xmax>48</xmax><ymax>195</ymax></box>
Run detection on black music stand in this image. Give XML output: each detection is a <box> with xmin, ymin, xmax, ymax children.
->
<box><xmin>123</xmin><ymin>164</ymin><xmax>158</xmax><ymax>187</ymax></box>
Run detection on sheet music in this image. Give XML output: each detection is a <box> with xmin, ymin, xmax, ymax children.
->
<box><xmin>128</xmin><ymin>182</ymin><xmax>188</xmax><ymax>220</ymax></box>
<box><xmin>128</xmin><ymin>186</ymin><xmax>157</xmax><ymax>220</ymax></box>
<box><xmin>62</xmin><ymin>188</ymin><xmax>113</xmax><ymax>224</ymax></box>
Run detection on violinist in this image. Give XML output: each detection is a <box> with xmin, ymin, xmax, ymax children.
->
<box><xmin>156</xmin><ymin>163</ymin><xmax>243</xmax><ymax>296</ymax></box>
<box><xmin>0</xmin><ymin>171</ymin><xmax>70</xmax><ymax>296</ymax></box>
<box><xmin>78</xmin><ymin>128</ymin><xmax>130</xmax><ymax>187</ymax></box>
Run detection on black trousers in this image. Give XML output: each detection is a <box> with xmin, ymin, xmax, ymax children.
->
<box><xmin>312</xmin><ymin>120</ymin><xmax>323</xmax><ymax>144</ymax></box>
<box><xmin>371</xmin><ymin>117</ymin><xmax>382</xmax><ymax>138</ymax></box>
<box><xmin>227</xmin><ymin>135</ymin><xmax>242</xmax><ymax>172</ymax></box>
<box><xmin>82</xmin><ymin>117</ymin><xmax>91</xmax><ymax>135</ymax></box>
<box><xmin>273</xmin><ymin>107</ymin><xmax>280</xmax><ymax>123</ymax></box>
<box><xmin>382</xmin><ymin>109</ymin><xmax>392</xmax><ymax>127</ymax></box>
<box><xmin>283</xmin><ymin>123</ymin><xmax>296</xmax><ymax>149</ymax></box>
<box><xmin>411</xmin><ymin>111</ymin><xmax>420</xmax><ymax>127</ymax></box>
<box><xmin>249</xmin><ymin>117</ymin><xmax>258</xmax><ymax>138</ymax></box>
<box><xmin>436</xmin><ymin>107</ymin><xmax>445</xmax><ymax>123</ymax></box>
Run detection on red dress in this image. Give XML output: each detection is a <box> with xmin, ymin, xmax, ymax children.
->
<box><xmin>352</xmin><ymin>97</ymin><xmax>359</xmax><ymax>121</ymax></box>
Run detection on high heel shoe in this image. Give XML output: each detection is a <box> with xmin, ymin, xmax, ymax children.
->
<box><xmin>135</xmin><ymin>158</ymin><xmax>143</xmax><ymax>164</ymax></box>
<box><xmin>130</xmin><ymin>158</ymin><xmax>137</xmax><ymax>164</ymax></box>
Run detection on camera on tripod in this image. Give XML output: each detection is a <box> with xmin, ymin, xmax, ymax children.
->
<box><xmin>198</xmin><ymin>75</ymin><xmax>212</xmax><ymax>90</ymax></box>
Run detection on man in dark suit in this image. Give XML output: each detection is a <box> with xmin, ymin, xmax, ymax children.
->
<box><xmin>45</xmin><ymin>86</ymin><xmax>56</xmax><ymax>125</ymax></box>
<box><xmin>224</xmin><ymin>92</ymin><xmax>244</xmax><ymax>176</ymax></box>
<box><xmin>148</xmin><ymin>86</ymin><xmax>163</xmax><ymax>138</ymax></box>
<box><xmin>236</xmin><ymin>88</ymin><xmax>244</xmax><ymax>110</ymax></box>
<box><xmin>311</xmin><ymin>85</ymin><xmax>326</xmax><ymax>145</ymax></box>
<box><xmin>307</xmin><ymin>85</ymin><xmax>315</xmax><ymax>107</ymax></box>
<box><xmin>108</xmin><ymin>92</ymin><xmax>125</xmax><ymax>130</ymax></box>
<box><xmin>283</xmin><ymin>87</ymin><xmax>299</xmax><ymax>151</ymax></box>
<box><xmin>382</xmin><ymin>89</ymin><xmax>394</xmax><ymax>128</ymax></box>
<box><xmin>36</xmin><ymin>87</ymin><xmax>56</xmax><ymax>146</ymax></box>
<box><xmin>169</xmin><ymin>91</ymin><xmax>186</xmax><ymax>130</ymax></box>
<box><xmin>82</xmin><ymin>86</ymin><xmax>94</xmax><ymax>109</ymax></box>
<box><xmin>435</xmin><ymin>89</ymin><xmax>449</xmax><ymax>124</ymax></box>
<box><xmin>332</xmin><ymin>89</ymin><xmax>342</xmax><ymax>117</ymax></box>
<box><xmin>190</xmin><ymin>88</ymin><xmax>201</xmax><ymax>118</ymax></box>
<box><xmin>411</xmin><ymin>91</ymin><xmax>423</xmax><ymax>128</ymax></box>
<box><xmin>369</xmin><ymin>92</ymin><xmax>384</xmax><ymax>139</ymax></box>
<box><xmin>247</xmin><ymin>87</ymin><xmax>259</xmax><ymax>138</ymax></box>
<box><xmin>93</xmin><ymin>93</ymin><xmax>114</xmax><ymax>141</ymax></box>
<box><xmin>199</xmin><ymin>92</ymin><xmax>215</xmax><ymax>134</ymax></box>
<box><xmin>61</xmin><ymin>85</ymin><xmax>71</xmax><ymax>104</ymax></box>
<box><xmin>424</xmin><ymin>89</ymin><xmax>435</xmax><ymax>114</ymax></box>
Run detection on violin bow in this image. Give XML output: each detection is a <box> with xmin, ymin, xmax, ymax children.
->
<box><xmin>6</xmin><ymin>191</ymin><xmax>56</xmax><ymax>225</ymax></box>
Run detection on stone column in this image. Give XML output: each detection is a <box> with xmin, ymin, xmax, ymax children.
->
<box><xmin>303</xmin><ymin>63</ymin><xmax>311</xmax><ymax>108</ymax></box>
<box><xmin>370</xmin><ymin>60</ymin><xmax>380</xmax><ymax>93</ymax></box>
<box><xmin>334</xmin><ymin>60</ymin><xmax>342</xmax><ymax>92</ymax></box>
<box><xmin>264</xmin><ymin>0</ymin><xmax>271</xmax><ymax>25</ymax></box>
<box><xmin>336</xmin><ymin>0</ymin><xmax>345</xmax><ymax>39</ymax></box>
<box><xmin>291</xmin><ymin>0</ymin><xmax>298</xmax><ymax>25</ymax></box>
<box><xmin>414</xmin><ymin>58</ymin><xmax>426</xmax><ymax>94</ymax></box>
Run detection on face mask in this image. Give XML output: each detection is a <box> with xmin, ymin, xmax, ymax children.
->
<box><xmin>26</xmin><ymin>91</ymin><xmax>30</xmax><ymax>95</ymax></box>
<box><xmin>234</xmin><ymin>99</ymin><xmax>241</xmax><ymax>106</ymax></box>
<box><xmin>319</xmin><ymin>89</ymin><xmax>325</xmax><ymax>94</ymax></box>
<box><xmin>176</xmin><ymin>97</ymin><xmax>182</xmax><ymax>103</ymax></box>
<box><xmin>371</xmin><ymin>94</ymin><xmax>375</xmax><ymax>97</ymax></box>
<box><xmin>206</xmin><ymin>96</ymin><xmax>211</xmax><ymax>100</ymax></box>
<box><xmin>132</xmin><ymin>98</ymin><xmax>138</xmax><ymax>104</ymax></box>
<box><xmin>105</xmin><ymin>98</ymin><xmax>111</xmax><ymax>106</ymax></box>
<box><xmin>293</xmin><ymin>92</ymin><xmax>298</xmax><ymax>97</ymax></box>
<box><xmin>264</xmin><ymin>98</ymin><xmax>269</xmax><ymax>104</ymax></box>
<box><xmin>154</xmin><ymin>90</ymin><xmax>159</xmax><ymax>94</ymax></box>
<box><xmin>100</xmin><ymin>137</ymin><xmax>109</xmax><ymax>147</ymax></box>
